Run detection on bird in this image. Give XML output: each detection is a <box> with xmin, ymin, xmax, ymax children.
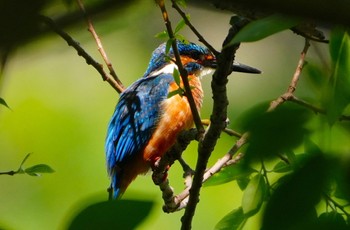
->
<box><xmin>105</xmin><ymin>41</ymin><xmax>260</xmax><ymax>198</ymax></box>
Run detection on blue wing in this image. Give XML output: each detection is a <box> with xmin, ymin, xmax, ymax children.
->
<box><xmin>105</xmin><ymin>73</ymin><xmax>174</xmax><ymax>194</ymax></box>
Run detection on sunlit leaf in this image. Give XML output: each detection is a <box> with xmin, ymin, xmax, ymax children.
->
<box><xmin>227</xmin><ymin>14</ymin><xmax>301</xmax><ymax>46</ymax></box>
<box><xmin>324</xmin><ymin>27</ymin><xmax>350</xmax><ymax>125</ymax></box>
<box><xmin>67</xmin><ymin>199</ymin><xmax>154</xmax><ymax>230</ymax></box>
<box><xmin>215</xmin><ymin>207</ymin><xmax>247</xmax><ymax>230</ymax></box>
<box><xmin>242</xmin><ymin>173</ymin><xmax>266</xmax><ymax>216</ymax></box>
<box><xmin>165</xmin><ymin>38</ymin><xmax>173</xmax><ymax>54</ymax></box>
<box><xmin>204</xmin><ymin>163</ymin><xmax>256</xmax><ymax>187</ymax></box>
<box><xmin>168</xmin><ymin>88</ymin><xmax>183</xmax><ymax>98</ymax></box>
<box><xmin>174</xmin><ymin>34</ymin><xmax>188</xmax><ymax>43</ymax></box>
<box><xmin>173</xmin><ymin>68</ymin><xmax>181</xmax><ymax>86</ymax></box>
<box><xmin>174</xmin><ymin>15</ymin><xmax>190</xmax><ymax>34</ymax></box>
<box><xmin>0</xmin><ymin>97</ymin><xmax>10</xmax><ymax>109</ymax></box>
<box><xmin>155</xmin><ymin>30</ymin><xmax>168</xmax><ymax>40</ymax></box>
<box><xmin>25</xmin><ymin>164</ymin><xmax>55</xmax><ymax>176</ymax></box>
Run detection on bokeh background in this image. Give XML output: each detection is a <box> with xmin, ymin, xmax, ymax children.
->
<box><xmin>0</xmin><ymin>1</ymin><xmax>333</xmax><ymax>229</ymax></box>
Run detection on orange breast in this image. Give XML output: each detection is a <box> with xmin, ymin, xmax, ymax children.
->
<box><xmin>143</xmin><ymin>74</ymin><xmax>203</xmax><ymax>162</ymax></box>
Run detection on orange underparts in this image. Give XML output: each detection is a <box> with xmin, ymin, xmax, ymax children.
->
<box><xmin>118</xmin><ymin>74</ymin><xmax>203</xmax><ymax>192</ymax></box>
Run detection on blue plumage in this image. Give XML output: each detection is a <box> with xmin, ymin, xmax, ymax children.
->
<box><xmin>105</xmin><ymin>41</ymin><xmax>216</xmax><ymax>198</ymax></box>
<box><xmin>105</xmin><ymin>41</ymin><xmax>260</xmax><ymax>198</ymax></box>
<box><xmin>105</xmin><ymin>74</ymin><xmax>174</xmax><ymax>197</ymax></box>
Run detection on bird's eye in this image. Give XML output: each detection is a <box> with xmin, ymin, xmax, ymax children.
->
<box><xmin>188</xmin><ymin>51</ymin><xmax>203</xmax><ymax>61</ymax></box>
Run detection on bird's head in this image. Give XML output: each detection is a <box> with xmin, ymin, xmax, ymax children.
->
<box><xmin>143</xmin><ymin>41</ymin><xmax>216</xmax><ymax>78</ymax></box>
<box><xmin>143</xmin><ymin>41</ymin><xmax>261</xmax><ymax>78</ymax></box>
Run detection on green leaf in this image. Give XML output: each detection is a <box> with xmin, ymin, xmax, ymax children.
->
<box><xmin>273</xmin><ymin>153</ymin><xmax>311</xmax><ymax>173</ymax></box>
<box><xmin>272</xmin><ymin>161</ymin><xmax>292</xmax><ymax>173</ymax></box>
<box><xmin>237</xmin><ymin>177</ymin><xmax>250</xmax><ymax>191</ymax></box>
<box><xmin>24</xmin><ymin>164</ymin><xmax>55</xmax><ymax>176</ymax></box>
<box><xmin>67</xmin><ymin>199</ymin><xmax>154</xmax><ymax>230</ymax></box>
<box><xmin>239</xmin><ymin>103</ymin><xmax>312</xmax><ymax>161</ymax></box>
<box><xmin>204</xmin><ymin>164</ymin><xmax>256</xmax><ymax>187</ymax></box>
<box><xmin>304</xmin><ymin>62</ymin><xmax>328</xmax><ymax>100</ymax></box>
<box><xmin>318</xmin><ymin>211</ymin><xmax>348</xmax><ymax>230</ymax></box>
<box><xmin>324</xmin><ymin>27</ymin><xmax>350</xmax><ymax>125</ymax></box>
<box><xmin>0</xmin><ymin>97</ymin><xmax>10</xmax><ymax>109</ymax></box>
<box><xmin>155</xmin><ymin>30</ymin><xmax>168</xmax><ymax>40</ymax></box>
<box><xmin>174</xmin><ymin>15</ymin><xmax>190</xmax><ymax>34</ymax></box>
<box><xmin>241</xmin><ymin>173</ymin><xmax>266</xmax><ymax>216</ymax></box>
<box><xmin>304</xmin><ymin>139</ymin><xmax>323</xmax><ymax>155</ymax></box>
<box><xmin>167</xmin><ymin>88</ymin><xmax>183</xmax><ymax>98</ymax></box>
<box><xmin>227</xmin><ymin>14</ymin><xmax>301</xmax><ymax>46</ymax></box>
<box><xmin>165</xmin><ymin>38</ymin><xmax>173</xmax><ymax>55</ymax></box>
<box><xmin>174</xmin><ymin>34</ymin><xmax>188</xmax><ymax>44</ymax></box>
<box><xmin>262</xmin><ymin>155</ymin><xmax>328</xmax><ymax>230</ymax></box>
<box><xmin>173</xmin><ymin>68</ymin><xmax>181</xmax><ymax>86</ymax></box>
<box><xmin>215</xmin><ymin>207</ymin><xmax>247</xmax><ymax>230</ymax></box>
<box><xmin>174</xmin><ymin>0</ymin><xmax>187</xmax><ymax>7</ymax></box>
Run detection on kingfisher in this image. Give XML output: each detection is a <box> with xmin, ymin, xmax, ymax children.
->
<box><xmin>105</xmin><ymin>41</ymin><xmax>260</xmax><ymax>198</ymax></box>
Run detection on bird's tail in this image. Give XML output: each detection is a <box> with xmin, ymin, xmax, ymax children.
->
<box><xmin>110</xmin><ymin>170</ymin><xmax>124</xmax><ymax>199</ymax></box>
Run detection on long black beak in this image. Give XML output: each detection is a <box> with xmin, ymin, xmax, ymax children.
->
<box><xmin>203</xmin><ymin>58</ymin><xmax>261</xmax><ymax>74</ymax></box>
<box><xmin>232</xmin><ymin>61</ymin><xmax>261</xmax><ymax>74</ymax></box>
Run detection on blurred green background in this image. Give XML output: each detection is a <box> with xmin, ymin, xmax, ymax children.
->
<box><xmin>0</xmin><ymin>1</ymin><xmax>335</xmax><ymax>229</ymax></box>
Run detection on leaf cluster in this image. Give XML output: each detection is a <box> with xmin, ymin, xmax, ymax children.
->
<box><xmin>207</xmin><ymin>17</ymin><xmax>350</xmax><ymax>230</ymax></box>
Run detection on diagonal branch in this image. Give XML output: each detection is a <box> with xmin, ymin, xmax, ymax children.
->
<box><xmin>40</xmin><ymin>15</ymin><xmax>123</xmax><ymax>93</ymax></box>
<box><xmin>76</xmin><ymin>0</ymin><xmax>124</xmax><ymax>93</ymax></box>
<box><xmin>171</xmin><ymin>0</ymin><xmax>219</xmax><ymax>56</ymax></box>
<box><xmin>268</xmin><ymin>38</ymin><xmax>310</xmax><ymax>111</ymax></box>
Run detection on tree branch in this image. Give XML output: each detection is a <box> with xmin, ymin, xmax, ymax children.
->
<box><xmin>40</xmin><ymin>15</ymin><xmax>124</xmax><ymax>93</ymax></box>
<box><xmin>76</xmin><ymin>0</ymin><xmax>125</xmax><ymax>92</ymax></box>
<box><xmin>289</xmin><ymin>96</ymin><xmax>350</xmax><ymax>122</ymax></box>
<box><xmin>171</xmin><ymin>0</ymin><xmax>219</xmax><ymax>56</ymax></box>
<box><xmin>181</xmin><ymin>16</ymin><xmax>249</xmax><ymax>230</ymax></box>
<box><xmin>268</xmin><ymin>38</ymin><xmax>310</xmax><ymax>111</ymax></box>
<box><xmin>192</xmin><ymin>0</ymin><xmax>350</xmax><ymax>28</ymax></box>
<box><xmin>152</xmin><ymin>129</ymin><xmax>197</xmax><ymax>213</ymax></box>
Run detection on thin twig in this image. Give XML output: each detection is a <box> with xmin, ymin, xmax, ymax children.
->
<box><xmin>76</xmin><ymin>0</ymin><xmax>124</xmax><ymax>93</ymax></box>
<box><xmin>324</xmin><ymin>193</ymin><xmax>350</xmax><ymax>218</ymax></box>
<box><xmin>171</xmin><ymin>0</ymin><xmax>219</xmax><ymax>56</ymax></box>
<box><xmin>268</xmin><ymin>39</ymin><xmax>310</xmax><ymax>111</ymax></box>
<box><xmin>157</xmin><ymin>0</ymin><xmax>205</xmax><ymax>136</ymax></box>
<box><xmin>289</xmin><ymin>96</ymin><xmax>350</xmax><ymax>121</ymax></box>
<box><xmin>0</xmin><ymin>170</ymin><xmax>16</xmax><ymax>176</ymax></box>
<box><xmin>40</xmin><ymin>15</ymin><xmax>123</xmax><ymax>93</ymax></box>
<box><xmin>202</xmin><ymin>119</ymin><xmax>242</xmax><ymax>138</ymax></box>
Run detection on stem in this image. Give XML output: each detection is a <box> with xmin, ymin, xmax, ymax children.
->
<box><xmin>76</xmin><ymin>0</ymin><xmax>125</xmax><ymax>92</ymax></box>
<box><xmin>40</xmin><ymin>15</ymin><xmax>123</xmax><ymax>93</ymax></box>
<box><xmin>157</xmin><ymin>0</ymin><xmax>204</xmax><ymax>135</ymax></box>
<box><xmin>181</xmin><ymin>16</ymin><xmax>248</xmax><ymax>230</ymax></box>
